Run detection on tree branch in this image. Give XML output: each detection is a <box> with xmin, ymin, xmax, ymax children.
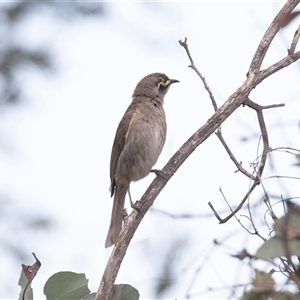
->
<box><xmin>288</xmin><ymin>23</ymin><xmax>300</xmax><ymax>54</ymax></box>
<box><xmin>209</xmin><ymin>97</ymin><xmax>284</xmax><ymax>223</ymax></box>
<box><xmin>258</xmin><ymin>51</ymin><xmax>300</xmax><ymax>84</ymax></box>
<box><xmin>179</xmin><ymin>38</ymin><xmax>218</xmax><ymax>111</ymax></box>
<box><xmin>215</xmin><ymin>130</ymin><xmax>256</xmax><ymax>180</ymax></box>
<box><xmin>248</xmin><ymin>0</ymin><xmax>300</xmax><ymax>74</ymax></box>
<box><xmin>96</xmin><ymin>1</ymin><xmax>300</xmax><ymax>299</ymax></box>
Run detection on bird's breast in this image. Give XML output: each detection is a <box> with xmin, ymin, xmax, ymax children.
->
<box><xmin>116</xmin><ymin>104</ymin><xmax>166</xmax><ymax>182</ymax></box>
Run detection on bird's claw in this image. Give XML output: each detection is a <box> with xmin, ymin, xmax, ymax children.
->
<box><xmin>133</xmin><ymin>200</ymin><xmax>142</xmax><ymax>212</ymax></box>
<box><xmin>121</xmin><ymin>208</ymin><xmax>129</xmax><ymax>223</ymax></box>
<box><xmin>151</xmin><ymin>169</ymin><xmax>168</xmax><ymax>180</ymax></box>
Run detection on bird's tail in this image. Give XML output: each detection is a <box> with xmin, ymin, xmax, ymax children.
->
<box><xmin>105</xmin><ymin>184</ymin><xmax>128</xmax><ymax>248</ymax></box>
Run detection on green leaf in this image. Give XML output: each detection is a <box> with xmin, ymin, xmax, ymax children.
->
<box><xmin>273</xmin><ymin>205</ymin><xmax>300</xmax><ymax>236</ymax></box>
<box><xmin>44</xmin><ymin>271</ymin><xmax>90</xmax><ymax>300</ymax></box>
<box><xmin>112</xmin><ymin>284</ymin><xmax>139</xmax><ymax>300</ymax></box>
<box><xmin>241</xmin><ymin>290</ymin><xmax>274</xmax><ymax>300</ymax></box>
<box><xmin>252</xmin><ymin>269</ymin><xmax>274</xmax><ymax>291</ymax></box>
<box><xmin>242</xmin><ymin>290</ymin><xmax>294</xmax><ymax>300</ymax></box>
<box><xmin>256</xmin><ymin>235</ymin><xmax>300</xmax><ymax>259</ymax></box>
<box><xmin>256</xmin><ymin>203</ymin><xmax>300</xmax><ymax>259</ymax></box>
<box><xmin>82</xmin><ymin>292</ymin><xmax>97</xmax><ymax>300</ymax></box>
<box><xmin>294</xmin><ymin>292</ymin><xmax>300</xmax><ymax>299</ymax></box>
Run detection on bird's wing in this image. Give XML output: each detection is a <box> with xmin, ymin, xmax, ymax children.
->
<box><xmin>109</xmin><ymin>102</ymin><xmax>137</xmax><ymax>197</ymax></box>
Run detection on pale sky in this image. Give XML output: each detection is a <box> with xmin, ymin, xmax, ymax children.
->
<box><xmin>1</xmin><ymin>2</ymin><xmax>300</xmax><ymax>299</ymax></box>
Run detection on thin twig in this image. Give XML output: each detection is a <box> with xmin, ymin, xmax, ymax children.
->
<box><xmin>150</xmin><ymin>207</ymin><xmax>223</xmax><ymax>219</ymax></box>
<box><xmin>246</xmin><ymin>203</ymin><xmax>267</xmax><ymax>241</ymax></box>
<box><xmin>288</xmin><ymin>23</ymin><xmax>300</xmax><ymax>54</ymax></box>
<box><xmin>179</xmin><ymin>37</ymin><xmax>218</xmax><ymax>112</ymax></box>
<box><xmin>258</xmin><ymin>51</ymin><xmax>300</xmax><ymax>85</ymax></box>
<box><xmin>215</xmin><ymin>131</ymin><xmax>256</xmax><ymax>180</ymax></box>
<box><xmin>209</xmin><ymin>181</ymin><xmax>258</xmax><ymax>223</ymax></box>
<box><xmin>219</xmin><ymin>187</ymin><xmax>265</xmax><ymax>239</ymax></box>
<box><xmin>272</xmin><ymin>146</ymin><xmax>300</xmax><ymax>155</ymax></box>
<box><xmin>260</xmin><ymin>103</ymin><xmax>285</xmax><ymax>109</ymax></box>
<box><xmin>179</xmin><ymin>38</ymin><xmax>260</xmax><ymax>180</ymax></box>
<box><xmin>209</xmin><ymin>97</ymin><xmax>278</xmax><ymax>223</ymax></box>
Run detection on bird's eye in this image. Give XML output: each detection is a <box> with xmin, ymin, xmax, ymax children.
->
<box><xmin>157</xmin><ymin>79</ymin><xmax>170</xmax><ymax>88</ymax></box>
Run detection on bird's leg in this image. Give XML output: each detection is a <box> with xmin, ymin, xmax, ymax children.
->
<box><xmin>121</xmin><ymin>208</ymin><xmax>129</xmax><ymax>224</ymax></box>
<box><xmin>127</xmin><ymin>186</ymin><xmax>134</xmax><ymax>208</ymax></box>
<box><xmin>127</xmin><ymin>187</ymin><xmax>142</xmax><ymax>211</ymax></box>
<box><xmin>150</xmin><ymin>169</ymin><xmax>168</xmax><ymax>180</ymax></box>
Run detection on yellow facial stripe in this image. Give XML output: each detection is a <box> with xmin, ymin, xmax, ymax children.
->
<box><xmin>158</xmin><ymin>79</ymin><xmax>170</xmax><ymax>87</ymax></box>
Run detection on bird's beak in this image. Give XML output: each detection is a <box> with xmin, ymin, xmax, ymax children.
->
<box><xmin>169</xmin><ymin>79</ymin><xmax>180</xmax><ymax>84</ymax></box>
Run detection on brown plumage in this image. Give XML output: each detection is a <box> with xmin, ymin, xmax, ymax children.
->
<box><xmin>105</xmin><ymin>73</ymin><xmax>179</xmax><ymax>248</ymax></box>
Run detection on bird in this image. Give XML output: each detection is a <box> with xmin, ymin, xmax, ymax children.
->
<box><xmin>105</xmin><ymin>72</ymin><xmax>179</xmax><ymax>248</ymax></box>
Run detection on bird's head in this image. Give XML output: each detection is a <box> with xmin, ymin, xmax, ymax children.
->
<box><xmin>132</xmin><ymin>73</ymin><xmax>179</xmax><ymax>101</ymax></box>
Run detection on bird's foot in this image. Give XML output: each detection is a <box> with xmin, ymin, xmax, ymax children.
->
<box><xmin>132</xmin><ymin>200</ymin><xmax>142</xmax><ymax>212</ymax></box>
<box><xmin>121</xmin><ymin>208</ymin><xmax>129</xmax><ymax>223</ymax></box>
<box><xmin>127</xmin><ymin>187</ymin><xmax>142</xmax><ymax>211</ymax></box>
<box><xmin>151</xmin><ymin>169</ymin><xmax>168</xmax><ymax>179</ymax></box>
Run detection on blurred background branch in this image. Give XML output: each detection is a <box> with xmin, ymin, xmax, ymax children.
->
<box><xmin>0</xmin><ymin>1</ymin><xmax>104</xmax><ymax>105</ymax></box>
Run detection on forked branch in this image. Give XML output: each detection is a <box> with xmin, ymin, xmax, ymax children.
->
<box><xmin>96</xmin><ymin>1</ymin><xmax>300</xmax><ymax>299</ymax></box>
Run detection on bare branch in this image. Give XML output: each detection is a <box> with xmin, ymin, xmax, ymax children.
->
<box><xmin>96</xmin><ymin>1</ymin><xmax>300</xmax><ymax>299</ymax></box>
<box><xmin>179</xmin><ymin>38</ymin><xmax>257</xmax><ymax>180</ymax></box>
<box><xmin>260</xmin><ymin>103</ymin><xmax>285</xmax><ymax>110</ymax></box>
<box><xmin>179</xmin><ymin>37</ymin><xmax>218</xmax><ymax>111</ymax></box>
<box><xmin>214</xmin><ymin>100</ymin><xmax>282</xmax><ymax>181</ymax></box>
<box><xmin>150</xmin><ymin>207</ymin><xmax>221</xmax><ymax>219</ymax></box>
<box><xmin>209</xmin><ymin>97</ymin><xmax>277</xmax><ymax>223</ymax></box>
<box><xmin>289</xmin><ymin>23</ymin><xmax>300</xmax><ymax>54</ymax></box>
<box><xmin>209</xmin><ymin>182</ymin><xmax>258</xmax><ymax>223</ymax></box>
<box><xmin>248</xmin><ymin>0</ymin><xmax>300</xmax><ymax>74</ymax></box>
<box><xmin>215</xmin><ymin>131</ymin><xmax>256</xmax><ymax>180</ymax></box>
<box><xmin>245</xmin><ymin>203</ymin><xmax>267</xmax><ymax>241</ymax></box>
<box><xmin>258</xmin><ymin>51</ymin><xmax>300</xmax><ymax>84</ymax></box>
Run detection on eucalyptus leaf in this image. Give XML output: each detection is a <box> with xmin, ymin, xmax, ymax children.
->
<box><xmin>257</xmin><ymin>235</ymin><xmax>300</xmax><ymax>259</ymax></box>
<box><xmin>82</xmin><ymin>292</ymin><xmax>97</xmax><ymax>300</ymax></box>
<box><xmin>44</xmin><ymin>271</ymin><xmax>90</xmax><ymax>300</ymax></box>
<box><xmin>112</xmin><ymin>284</ymin><xmax>139</xmax><ymax>300</ymax></box>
